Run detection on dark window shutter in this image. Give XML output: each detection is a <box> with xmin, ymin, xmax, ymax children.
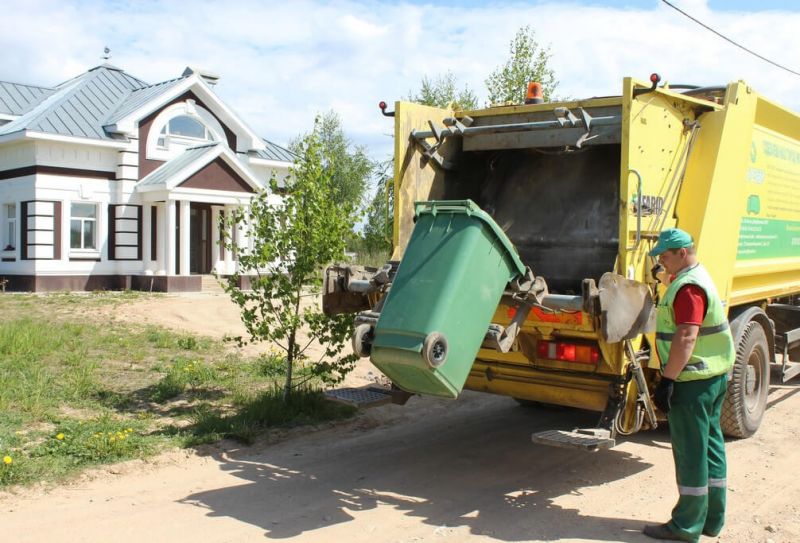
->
<box><xmin>108</xmin><ymin>205</ymin><xmax>116</xmax><ymax>260</ymax></box>
<box><xmin>20</xmin><ymin>201</ymin><xmax>28</xmax><ymax>260</ymax></box>
<box><xmin>53</xmin><ymin>201</ymin><xmax>61</xmax><ymax>260</ymax></box>
<box><xmin>150</xmin><ymin>205</ymin><xmax>157</xmax><ymax>261</ymax></box>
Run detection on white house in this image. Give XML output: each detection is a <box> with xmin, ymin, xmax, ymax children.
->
<box><xmin>0</xmin><ymin>63</ymin><xmax>293</xmax><ymax>291</ymax></box>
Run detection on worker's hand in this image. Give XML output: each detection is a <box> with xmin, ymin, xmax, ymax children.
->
<box><xmin>653</xmin><ymin>377</ymin><xmax>674</xmax><ymax>414</ymax></box>
<box><xmin>650</xmin><ymin>263</ymin><xmax>663</xmax><ymax>283</ymax></box>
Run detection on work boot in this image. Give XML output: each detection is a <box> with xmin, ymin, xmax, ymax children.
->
<box><xmin>643</xmin><ymin>523</ymin><xmax>685</xmax><ymax>541</ymax></box>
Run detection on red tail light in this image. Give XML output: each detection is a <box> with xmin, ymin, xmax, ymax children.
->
<box><xmin>537</xmin><ymin>340</ymin><xmax>599</xmax><ymax>364</ymax></box>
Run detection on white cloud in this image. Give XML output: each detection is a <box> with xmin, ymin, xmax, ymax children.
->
<box><xmin>2</xmin><ymin>0</ymin><xmax>800</xmax><ymax>161</ymax></box>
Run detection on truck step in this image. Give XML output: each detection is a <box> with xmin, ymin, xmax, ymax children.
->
<box><xmin>532</xmin><ymin>428</ymin><xmax>615</xmax><ymax>452</ymax></box>
<box><xmin>324</xmin><ymin>386</ymin><xmax>394</xmax><ymax>408</ymax></box>
<box><xmin>782</xmin><ymin>362</ymin><xmax>800</xmax><ymax>383</ymax></box>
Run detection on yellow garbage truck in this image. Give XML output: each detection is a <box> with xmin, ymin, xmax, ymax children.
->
<box><xmin>324</xmin><ymin>74</ymin><xmax>800</xmax><ymax>450</ymax></box>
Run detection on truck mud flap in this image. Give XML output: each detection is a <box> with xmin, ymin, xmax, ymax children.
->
<box><xmin>531</xmin><ymin>428</ymin><xmax>615</xmax><ymax>452</ymax></box>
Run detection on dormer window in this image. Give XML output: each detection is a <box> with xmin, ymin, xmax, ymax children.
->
<box><xmin>157</xmin><ymin>115</ymin><xmax>215</xmax><ymax>150</ymax></box>
<box><xmin>146</xmin><ymin>101</ymin><xmax>226</xmax><ymax>161</ymax></box>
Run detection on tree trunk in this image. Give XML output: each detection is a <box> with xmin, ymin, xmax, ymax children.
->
<box><xmin>284</xmin><ymin>288</ymin><xmax>303</xmax><ymax>403</ymax></box>
<box><xmin>284</xmin><ymin>332</ymin><xmax>294</xmax><ymax>402</ymax></box>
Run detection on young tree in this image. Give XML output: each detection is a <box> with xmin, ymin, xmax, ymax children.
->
<box><xmin>290</xmin><ymin>110</ymin><xmax>372</xmax><ymax>212</ymax></box>
<box><xmin>485</xmin><ymin>25</ymin><xmax>558</xmax><ymax>105</ymax></box>
<box><xmin>361</xmin><ymin>157</ymin><xmax>394</xmax><ymax>256</ymax></box>
<box><xmin>362</xmin><ymin>73</ymin><xmax>476</xmax><ymax>257</ymax></box>
<box><xmin>222</xmin><ymin>119</ymin><xmax>358</xmax><ymax>401</ymax></box>
<box><xmin>407</xmin><ymin>71</ymin><xmax>479</xmax><ymax>110</ymax></box>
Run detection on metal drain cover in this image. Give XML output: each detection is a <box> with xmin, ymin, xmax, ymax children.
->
<box><xmin>532</xmin><ymin>428</ymin><xmax>615</xmax><ymax>451</ymax></box>
<box><xmin>324</xmin><ymin>386</ymin><xmax>393</xmax><ymax>408</ymax></box>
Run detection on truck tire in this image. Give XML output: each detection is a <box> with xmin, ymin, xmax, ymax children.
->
<box><xmin>721</xmin><ymin>320</ymin><xmax>770</xmax><ymax>438</ymax></box>
<box><xmin>352</xmin><ymin>324</ymin><xmax>373</xmax><ymax>358</ymax></box>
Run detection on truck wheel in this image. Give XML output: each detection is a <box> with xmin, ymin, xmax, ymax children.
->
<box><xmin>423</xmin><ymin>332</ymin><xmax>448</xmax><ymax>368</ymax></box>
<box><xmin>721</xmin><ymin>321</ymin><xmax>770</xmax><ymax>438</ymax></box>
<box><xmin>352</xmin><ymin>324</ymin><xmax>373</xmax><ymax>358</ymax></box>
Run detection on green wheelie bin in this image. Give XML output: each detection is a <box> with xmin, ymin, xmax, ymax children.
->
<box><xmin>370</xmin><ymin>200</ymin><xmax>526</xmax><ymax>398</ymax></box>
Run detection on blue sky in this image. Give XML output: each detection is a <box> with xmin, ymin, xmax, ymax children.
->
<box><xmin>403</xmin><ymin>0</ymin><xmax>797</xmax><ymax>10</ymax></box>
<box><xmin>3</xmin><ymin>0</ymin><xmax>800</xmax><ymax>164</ymax></box>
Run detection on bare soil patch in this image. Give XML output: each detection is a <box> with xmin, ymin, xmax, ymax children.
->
<box><xmin>1</xmin><ymin>292</ymin><xmax>798</xmax><ymax>542</ymax></box>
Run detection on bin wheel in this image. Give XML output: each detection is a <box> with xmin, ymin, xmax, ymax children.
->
<box><xmin>352</xmin><ymin>324</ymin><xmax>373</xmax><ymax>358</ymax></box>
<box><xmin>721</xmin><ymin>320</ymin><xmax>769</xmax><ymax>438</ymax></box>
<box><xmin>423</xmin><ymin>332</ymin><xmax>448</xmax><ymax>368</ymax></box>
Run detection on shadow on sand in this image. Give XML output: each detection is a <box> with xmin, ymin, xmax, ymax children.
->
<box><xmin>181</xmin><ymin>395</ymin><xmax>666</xmax><ymax>541</ymax></box>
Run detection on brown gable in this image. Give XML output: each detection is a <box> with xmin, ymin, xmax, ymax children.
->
<box><xmin>138</xmin><ymin>90</ymin><xmax>238</xmax><ymax>179</ymax></box>
<box><xmin>177</xmin><ymin>157</ymin><xmax>255</xmax><ymax>193</ymax></box>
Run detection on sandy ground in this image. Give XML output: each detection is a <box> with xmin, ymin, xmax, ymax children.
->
<box><xmin>1</xmin><ymin>292</ymin><xmax>798</xmax><ymax>543</ymax></box>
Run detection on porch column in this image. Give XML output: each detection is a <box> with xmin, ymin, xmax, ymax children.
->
<box><xmin>179</xmin><ymin>200</ymin><xmax>190</xmax><ymax>276</ymax></box>
<box><xmin>155</xmin><ymin>203</ymin><xmax>166</xmax><ymax>274</ymax></box>
<box><xmin>223</xmin><ymin>205</ymin><xmax>235</xmax><ymax>274</ymax></box>
<box><xmin>211</xmin><ymin>205</ymin><xmax>222</xmax><ymax>274</ymax></box>
<box><xmin>142</xmin><ymin>203</ymin><xmax>152</xmax><ymax>271</ymax></box>
<box><xmin>165</xmin><ymin>199</ymin><xmax>176</xmax><ymax>275</ymax></box>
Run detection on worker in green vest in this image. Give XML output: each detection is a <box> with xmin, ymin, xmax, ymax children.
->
<box><xmin>643</xmin><ymin>228</ymin><xmax>735</xmax><ymax>542</ymax></box>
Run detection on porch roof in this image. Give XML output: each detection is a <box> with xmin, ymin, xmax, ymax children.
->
<box><xmin>136</xmin><ymin>143</ymin><xmax>264</xmax><ymax>196</ymax></box>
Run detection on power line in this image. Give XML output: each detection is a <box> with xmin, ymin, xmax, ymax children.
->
<box><xmin>661</xmin><ymin>0</ymin><xmax>800</xmax><ymax>78</ymax></box>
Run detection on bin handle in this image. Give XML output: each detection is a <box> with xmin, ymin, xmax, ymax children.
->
<box><xmin>414</xmin><ymin>200</ymin><xmax>476</xmax><ymax>218</ymax></box>
<box><xmin>626</xmin><ymin>169</ymin><xmax>643</xmax><ymax>253</ymax></box>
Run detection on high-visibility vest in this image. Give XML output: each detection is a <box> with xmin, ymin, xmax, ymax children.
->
<box><xmin>655</xmin><ymin>264</ymin><xmax>735</xmax><ymax>382</ymax></box>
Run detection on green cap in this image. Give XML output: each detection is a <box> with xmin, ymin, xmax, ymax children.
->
<box><xmin>649</xmin><ymin>228</ymin><xmax>693</xmax><ymax>257</ymax></box>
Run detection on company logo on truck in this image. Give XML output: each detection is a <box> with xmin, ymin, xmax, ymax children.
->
<box><xmin>630</xmin><ymin>193</ymin><xmax>664</xmax><ymax>216</ymax></box>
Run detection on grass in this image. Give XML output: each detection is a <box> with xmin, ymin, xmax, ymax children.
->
<box><xmin>184</xmin><ymin>386</ymin><xmax>354</xmax><ymax>446</ymax></box>
<box><xmin>0</xmin><ymin>292</ymin><xmax>356</xmax><ymax>488</ymax></box>
<box><xmin>349</xmin><ymin>248</ymin><xmax>391</xmax><ymax>268</ymax></box>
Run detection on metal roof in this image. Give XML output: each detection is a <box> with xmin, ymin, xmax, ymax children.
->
<box><xmin>0</xmin><ymin>65</ymin><xmax>147</xmax><ymax>140</ymax></box>
<box><xmin>0</xmin><ymin>81</ymin><xmax>54</xmax><ymax>116</ymax></box>
<box><xmin>0</xmin><ymin>64</ymin><xmax>289</xmax><ymax>156</ymax></box>
<box><xmin>136</xmin><ymin>143</ymin><xmax>221</xmax><ymax>187</ymax></box>
<box><xmin>104</xmin><ymin>76</ymin><xmax>189</xmax><ymax>127</ymax></box>
<box><xmin>254</xmin><ymin>138</ymin><xmax>295</xmax><ymax>163</ymax></box>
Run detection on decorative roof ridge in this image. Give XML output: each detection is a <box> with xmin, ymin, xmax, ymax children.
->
<box><xmin>0</xmin><ymin>80</ymin><xmax>54</xmax><ymax>91</ymax></box>
<box><xmin>55</xmin><ymin>64</ymin><xmax>149</xmax><ymax>90</ymax></box>
<box><xmin>0</xmin><ymin>76</ymin><xmax>88</xmax><ymax>135</ymax></box>
<box><xmin>88</xmin><ymin>62</ymin><xmax>123</xmax><ymax>72</ymax></box>
<box><xmin>129</xmin><ymin>74</ymin><xmax>191</xmax><ymax>94</ymax></box>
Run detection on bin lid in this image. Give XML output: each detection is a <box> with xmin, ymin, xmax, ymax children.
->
<box><xmin>414</xmin><ymin>199</ymin><xmax>526</xmax><ymax>277</ymax></box>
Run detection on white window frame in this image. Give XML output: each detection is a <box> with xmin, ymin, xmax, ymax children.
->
<box><xmin>157</xmin><ymin>116</ymin><xmax>215</xmax><ymax>150</ymax></box>
<box><xmin>146</xmin><ymin>101</ymin><xmax>226</xmax><ymax>161</ymax></box>
<box><xmin>3</xmin><ymin>203</ymin><xmax>16</xmax><ymax>253</ymax></box>
<box><xmin>69</xmin><ymin>202</ymin><xmax>100</xmax><ymax>256</ymax></box>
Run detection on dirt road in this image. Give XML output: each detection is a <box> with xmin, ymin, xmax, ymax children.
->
<box><xmin>1</xmin><ymin>293</ymin><xmax>798</xmax><ymax>543</ymax></box>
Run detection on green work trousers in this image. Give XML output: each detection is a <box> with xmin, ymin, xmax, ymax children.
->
<box><xmin>667</xmin><ymin>373</ymin><xmax>728</xmax><ymax>542</ymax></box>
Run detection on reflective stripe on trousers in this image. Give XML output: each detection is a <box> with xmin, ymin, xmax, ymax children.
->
<box><xmin>678</xmin><ymin>485</ymin><xmax>708</xmax><ymax>496</ymax></box>
<box><xmin>677</xmin><ymin>478</ymin><xmax>725</xmax><ymax>496</ymax></box>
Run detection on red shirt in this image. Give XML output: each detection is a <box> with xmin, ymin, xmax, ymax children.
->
<box><xmin>673</xmin><ymin>284</ymin><xmax>708</xmax><ymax>326</ymax></box>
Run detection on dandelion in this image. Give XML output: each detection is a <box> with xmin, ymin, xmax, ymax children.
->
<box><xmin>56</xmin><ymin>433</ymin><xmax>65</xmax><ymax>440</ymax></box>
<box><xmin>3</xmin><ymin>456</ymin><xmax>12</xmax><ymax>465</ymax></box>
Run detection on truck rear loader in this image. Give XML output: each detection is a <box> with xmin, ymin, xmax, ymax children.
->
<box><xmin>324</xmin><ymin>74</ymin><xmax>800</xmax><ymax>450</ymax></box>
